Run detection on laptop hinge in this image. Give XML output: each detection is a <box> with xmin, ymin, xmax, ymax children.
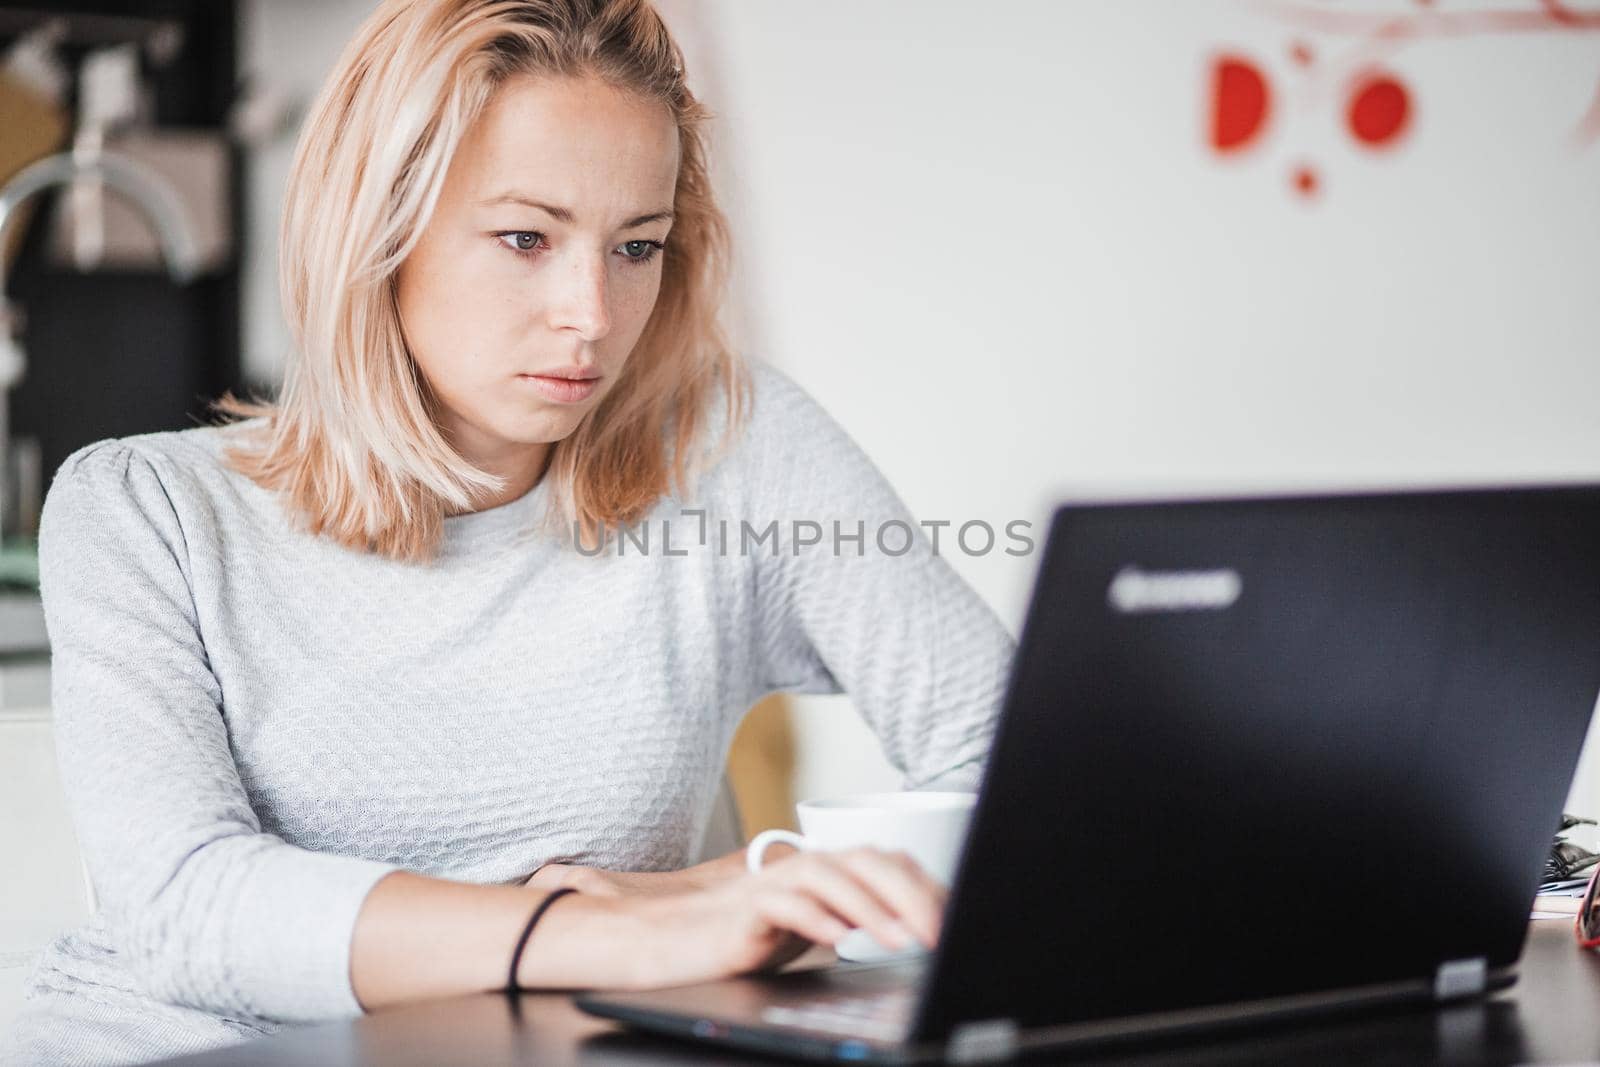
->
<box><xmin>947</xmin><ymin>1019</ymin><xmax>1019</xmax><ymax>1063</ymax></box>
<box><xmin>1434</xmin><ymin>957</ymin><xmax>1487</xmax><ymax>1000</ymax></box>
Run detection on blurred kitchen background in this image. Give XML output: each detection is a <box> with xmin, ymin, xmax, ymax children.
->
<box><xmin>2</xmin><ymin>1</ymin><xmax>1599</xmax><ymax>1011</ymax></box>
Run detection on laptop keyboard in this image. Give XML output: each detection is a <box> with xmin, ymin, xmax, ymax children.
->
<box><xmin>761</xmin><ymin>988</ymin><xmax>917</xmax><ymax>1042</ymax></box>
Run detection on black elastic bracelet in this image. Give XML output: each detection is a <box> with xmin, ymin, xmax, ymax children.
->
<box><xmin>507</xmin><ymin>886</ymin><xmax>579</xmax><ymax>992</ymax></box>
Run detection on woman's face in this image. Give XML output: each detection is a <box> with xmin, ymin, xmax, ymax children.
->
<box><xmin>396</xmin><ymin>74</ymin><xmax>680</xmax><ymax>473</ymax></box>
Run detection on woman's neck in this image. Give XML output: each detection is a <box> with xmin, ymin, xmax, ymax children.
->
<box><xmin>451</xmin><ymin>439</ymin><xmax>553</xmax><ymax>516</ymax></box>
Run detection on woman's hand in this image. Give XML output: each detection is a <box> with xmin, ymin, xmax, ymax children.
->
<box><xmin>608</xmin><ymin>846</ymin><xmax>948</xmax><ymax>989</ymax></box>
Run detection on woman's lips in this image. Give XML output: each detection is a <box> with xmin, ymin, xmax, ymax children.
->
<box><xmin>517</xmin><ymin>374</ymin><xmax>600</xmax><ymax>404</ymax></box>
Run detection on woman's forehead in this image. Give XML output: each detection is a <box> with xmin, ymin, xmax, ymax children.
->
<box><xmin>451</xmin><ymin>74</ymin><xmax>680</xmax><ymax>218</ymax></box>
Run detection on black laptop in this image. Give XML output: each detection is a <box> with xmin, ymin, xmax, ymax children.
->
<box><xmin>577</xmin><ymin>486</ymin><xmax>1600</xmax><ymax>1063</ymax></box>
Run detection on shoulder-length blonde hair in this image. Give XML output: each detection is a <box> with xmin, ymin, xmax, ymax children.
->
<box><xmin>216</xmin><ymin>0</ymin><xmax>748</xmax><ymax>563</ymax></box>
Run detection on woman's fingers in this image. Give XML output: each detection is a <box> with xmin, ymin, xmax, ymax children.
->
<box><xmin>753</xmin><ymin>888</ymin><xmax>852</xmax><ymax>948</ymax></box>
<box><xmin>684</xmin><ymin>848</ymin><xmax>953</xmax><ymax>983</ymax></box>
<box><xmin>785</xmin><ymin>854</ymin><xmax>913</xmax><ymax>950</ymax></box>
<box><xmin>833</xmin><ymin>848</ymin><xmax>947</xmax><ymax>947</ymax></box>
<box><xmin>761</xmin><ymin>848</ymin><xmax>946</xmax><ymax>950</ymax></box>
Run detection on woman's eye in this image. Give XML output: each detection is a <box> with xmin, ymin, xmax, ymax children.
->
<box><xmin>618</xmin><ymin>239</ymin><xmax>664</xmax><ymax>264</ymax></box>
<box><xmin>498</xmin><ymin>231</ymin><xmax>543</xmax><ymax>253</ymax></box>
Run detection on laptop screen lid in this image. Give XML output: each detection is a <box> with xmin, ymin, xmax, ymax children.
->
<box><xmin>912</xmin><ymin>486</ymin><xmax>1600</xmax><ymax>1045</ymax></box>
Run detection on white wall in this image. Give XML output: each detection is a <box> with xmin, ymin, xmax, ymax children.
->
<box><xmin>675</xmin><ymin>1</ymin><xmax>1600</xmax><ymax>806</ymax></box>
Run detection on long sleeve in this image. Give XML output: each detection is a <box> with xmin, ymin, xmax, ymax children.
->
<box><xmin>37</xmin><ymin>441</ymin><xmax>400</xmax><ymax>1024</ymax></box>
<box><xmin>741</xmin><ymin>366</ymin><xmax>1017</xmax><ymax>791</ymax></box>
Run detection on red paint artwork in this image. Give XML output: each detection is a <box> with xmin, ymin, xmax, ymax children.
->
<box><xmin>1347</xmin><ymin>74</ymin><xmax>1411</xmax><ymax>147</ymax></box>
<box><xmin>1206</xmin><ymin>0</ymin><xmax>1600</xmax><ymax>200</ymax></box>
<box><xmin>1210</xmin><ymin>56</ymin><xmax>1271</xmax><ymax>152</ymax></box>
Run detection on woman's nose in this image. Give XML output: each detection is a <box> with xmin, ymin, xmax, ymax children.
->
<box><xmin>548</xmin><ymin>252</ymin><xmax>612</xmax><ymax>342</ymax></box>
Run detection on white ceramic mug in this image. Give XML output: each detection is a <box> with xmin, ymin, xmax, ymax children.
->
<box><xmin>745</xmin><ymin>791</ymin><xmax>977</xmax><ymax>961</ymax></box>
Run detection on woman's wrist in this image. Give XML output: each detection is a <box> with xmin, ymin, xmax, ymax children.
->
<box><xmin>513</xmin><ymin>891</ymin><xmax>655</xmax><ymax>990</ymax></box>
<box><xmin>352</xmin><ymin>872</ymin><xmax>593</xmax><ymax>1011</ymax></box>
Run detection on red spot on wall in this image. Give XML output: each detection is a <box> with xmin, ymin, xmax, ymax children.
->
<box><xmin>1290</xmin><ymin>40</ymin><xmax>1315</xmax><ymax>66</ymax></box>
<box><xmin>1348</xmin><ymin>74</ymin><xmax>1412</xmax><ymax>147</ymax></box>
<box><xmin>1210</xmin><ymin>56</ymin><xmax>1271</xmax><ymax>152</ymax></box>
<box><xmin>1292</xmin><ymin>164</ymin><xmax>1320</xmax><ymax>198</ymax></box>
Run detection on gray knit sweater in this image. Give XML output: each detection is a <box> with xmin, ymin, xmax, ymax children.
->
<box><xmin>3</xmin><ymin>361</ymin><xmax>1015</xmax><ymax>1067</ymax></box>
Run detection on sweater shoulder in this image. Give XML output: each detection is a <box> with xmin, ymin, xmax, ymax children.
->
<box><xmin>57</xmin><ymin>419</ymin><xmax>254</xmax><ymax>477</ymax></box>
<box><xmin>44</xmin><ymin>420</ymin><xmax>271</xmax><ymax>537</ymax></box>
<box><xmin>739</xmin><ymin>360</ymin><xmax>848</xmax><ymax>447</ymax></box>
<box><xmin>698</xmin><ymin>359</ymin><xmax>886</xmax><ymax>511</ymax></box>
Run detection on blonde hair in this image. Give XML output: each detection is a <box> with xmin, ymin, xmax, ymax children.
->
<box><xmin>215</xmin><ymin>0</ymin><xmax>748</xmax><ymax>562</ymax></box>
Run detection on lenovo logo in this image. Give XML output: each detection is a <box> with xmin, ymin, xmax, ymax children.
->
<box><xmin>1107</xmin><ymin>566</ymin><xmax>1242</xmax><ymax>614</ymax></box>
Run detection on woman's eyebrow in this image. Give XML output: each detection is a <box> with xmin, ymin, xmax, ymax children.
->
<box><xmin>476</xmin><ymin>193</ymin><xmax>673</xmax><ymax>228</ymax></box>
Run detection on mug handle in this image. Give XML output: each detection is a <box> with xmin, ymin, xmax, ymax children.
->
<box><xmin>746</xmin><ymin>829</ymin><xmax>807</xmax><ymax>873</ymax></box>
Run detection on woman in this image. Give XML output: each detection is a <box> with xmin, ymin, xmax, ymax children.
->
<box><xmin>5</xmin><ymin>1</ymin><xmax>1015</xmax><ymax>1063</ymax></box>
